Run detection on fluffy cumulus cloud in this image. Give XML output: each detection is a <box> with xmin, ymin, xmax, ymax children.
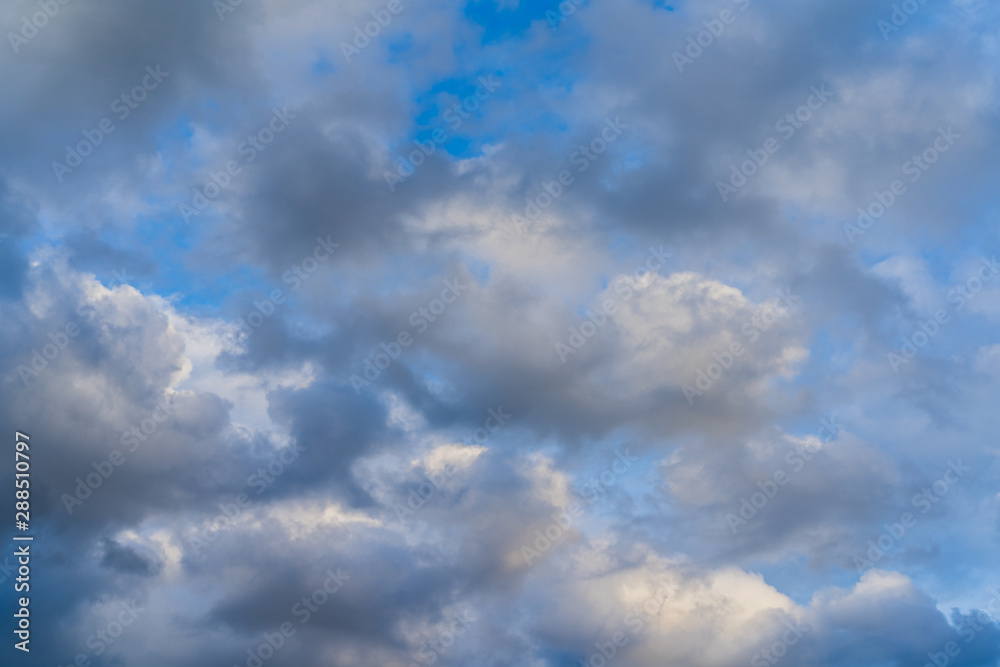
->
<box><xmin>1</xmin><ymin>0</ymin><xmax>1000</xmax><ymax>665</ymax></box>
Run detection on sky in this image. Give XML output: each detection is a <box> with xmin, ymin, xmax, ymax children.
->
<box><xmin>1</xmin><ymin>0</ymin><xmax>1000</xmax><ymax>665</ymax></box>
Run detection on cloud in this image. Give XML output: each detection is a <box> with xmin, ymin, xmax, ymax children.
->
<box><xmin>3</xmin><ymin>0</ymin><xmax>1000</xmax><ymax>664</ymax></box>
